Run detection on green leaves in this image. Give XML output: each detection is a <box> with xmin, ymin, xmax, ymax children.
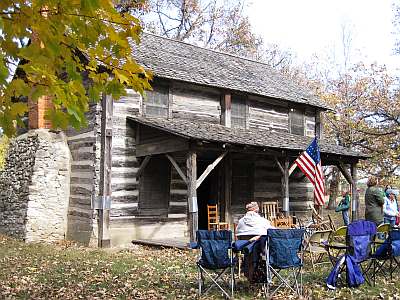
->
<box><xmin>0</xmin><ymin>0</ymin><xmax>151</xmax><ymax>136</ymax></box>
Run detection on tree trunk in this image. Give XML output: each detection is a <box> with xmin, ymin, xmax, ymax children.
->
<box><xmin>327</xmin><ymin>166</ymin><xmax>340</xmax><ymax>210</ymax></box>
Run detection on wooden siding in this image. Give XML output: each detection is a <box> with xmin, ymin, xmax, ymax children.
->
<box><xmin>110</xmin><ymin>92</ymin><xmax>141</xmax><ymax>218</ymax></box>
<box><xmin>171</xmin><ymin>83</ymin><xmax>221</xmax><ymax>123</ymax></box>
<box><xmin>248</xmin><ymin>96</ymin><xmax>289</xmax><ymax>132</ymax></box>
<box><xmin>168</xmin><ymin>152</ymin><xmax>188</xmax><ymax>218</ymax></box>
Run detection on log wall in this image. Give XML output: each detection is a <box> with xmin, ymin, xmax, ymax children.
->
<box><xmin>66</xmin><ymin>102</ymin><xmax>100</xmax><ymax>246</ymax></box>
<box><xmin>171</xmin><ymin>83</ymin><xmax>221</xmax><ymax>124</ymax></box>
<box><xmin>248</xmin><ymin>95</ymin><xmax>289</xmax><ymax>132</ymax></box>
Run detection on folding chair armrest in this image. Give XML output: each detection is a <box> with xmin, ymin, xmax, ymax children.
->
<box><xmin>232</xmin><ymin>240</ymin><xmax>252</xmax><ymax>252</ymax></box>
<box><xmin>324</xmin><ymin>242</ymin><xmax>348</xmax><ymax>251</ymax></box>
<box><xmin>189</xmin><ymin>241</ymin><xmax>199</xmax><ymax>249</ymax></box>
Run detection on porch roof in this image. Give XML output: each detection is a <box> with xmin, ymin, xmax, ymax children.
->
<box><xmin>128</xmin><ymin>116</ymin><xmax>368</xmax><ymax>159</ymax></box>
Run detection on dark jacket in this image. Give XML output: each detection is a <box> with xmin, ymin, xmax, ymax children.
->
<box><xmin>365</xmin><ymin>186</ymin><xmax>385</xmax><ymax>225</ymax></box>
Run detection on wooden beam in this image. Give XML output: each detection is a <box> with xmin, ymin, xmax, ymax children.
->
<box><xmin>98</xmin><ymin>94</ymin><xmax>113</xmax><ymax>248</ymax></box>
<box><xmin>136</xmin><ymin>138</ymin><xmax>189</xmax><ymax>157</ymax></box>
<box><xmin>224</xmin><ymin>153</ymin><xmax>232</xmax><ymax>224</ymax></box>
<box><xmin>315</xmin><ymin>110</ymin><xmax>323</xmax><ymax>139</ymax></box>
<box><xmin>274</xmin><ymin>156</ymin><xmax>284</xmax><ymax>174</ymax></box>
<box><xmin>338</xmin><ymin>162</ymin><xmax>355</xmax><ymax>185</ymax></box>
<box><xmin>221</xmin><ymin>93</ymin><xmax>231</xmax><ymax>128</ymax></box>
<box><xmin>196</xmin><ymin>152</ymin><xmax>227</xmax><ymax>189</ymax></box>
<box><xmin>136</xmin><ymin>156</ymin><xmax>151</xmax><ymax>178</ymax></box>
<box><xmin>165</xmin><ymin>154</ymin><xmax>187</xmax><ymax>183</ymax></box>
<box><xmin>281</xmin><ymin>157</ymin><xmax>290</xmax><ymax>216</ymax></box>
<box><xmin>186</xmin><ymin>151</ymin><xmax>198</xmax><ymax>242</ymax></box>
<box><xmin>351</xmin><ymin>163</ymin><xmax>358</xmax><ymax>221</ymax></box>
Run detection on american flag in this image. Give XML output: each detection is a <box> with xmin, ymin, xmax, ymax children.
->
<box><xmin>292</xmin><ymin>138</ymin><xmax>326</xmax><ymax>206</ymax></box>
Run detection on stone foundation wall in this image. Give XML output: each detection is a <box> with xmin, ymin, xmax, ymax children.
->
<box><xmin>0</xmin><ymin>134</ymin><xmax>39</xmax><ymax>238</ymax></box>
<box><xmin>0</xmin><ymin>130</ymin><xmax>71</xmax><ymax>242</ymax></box>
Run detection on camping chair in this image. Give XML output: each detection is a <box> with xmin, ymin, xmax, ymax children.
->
<box><xmin>193</xmin><ymin>230</ymin><xmax>236</xmax><ymax>299</ymax></box>
<box><xmin>304</xmin><ymin>230</ymin><xmax>332</xmax><ymax>270</ymax></box>
<box><xmin>265</xmin><ymin>228</ymin><xmax>306</xmax><ymax>298</ymax></box>
<box><xmin>325</xmin><ymin>226</ymin><xmax>347</xmax><ymax>266</ymax></box>
<box><xmin>207</xmin><ymin>204</ymin><xmax>229</xmax><ymax>230</ymax></box>
<box><xmin>326</xmin><ymin>220</ymin><xmax>377</xmax><ymax>289</ymax></box>
<box><xmin>371</xmin><ymin>228</ymin><xmax>400</xmax><ymax>283</ymax></box>
<box><xmin>374</xmin><ymin>223</ymin><xmax>391</xmax><ymax>250</ymax></box>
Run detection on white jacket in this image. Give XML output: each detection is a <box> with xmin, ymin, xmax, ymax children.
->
<box><xmin>236</xmin><ymin>211</ymin><xmax>273</xmax><ymax>236</ymax></box>
<box><xmin>383</xmin><ymin>197</ymin><xmax>399</xmax><ymax>217</ymax></box>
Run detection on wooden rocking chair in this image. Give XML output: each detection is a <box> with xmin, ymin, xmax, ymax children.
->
<box><xmin>310</xmin><ymin>205</ymin><xmax>335</xmax><ymax>231</ymax></box>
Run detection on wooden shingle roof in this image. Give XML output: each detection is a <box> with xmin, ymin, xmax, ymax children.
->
<box><xmin>128</xmin><ymin>116</ymin><xmax>367</xmax><ymax>159</ymax></box>
<box><xmin>132</xmin><ymin>33</ymin><xmax>330</xmax><ymax>110</ymax></box>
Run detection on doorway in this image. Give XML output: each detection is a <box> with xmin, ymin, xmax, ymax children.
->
<box><xmin>197</xmin><ymin>160</ymin><xmax>222</xmax><ymax>230</ymax></box>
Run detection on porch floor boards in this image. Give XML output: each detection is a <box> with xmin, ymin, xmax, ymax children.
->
<box><xmin>131</xmin><ymin>239</ymin><xmax>188</xmax><ymax>249</ymax></box>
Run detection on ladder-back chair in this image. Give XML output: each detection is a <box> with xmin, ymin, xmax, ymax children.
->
<box><xmin>207</xmin><ymin>204</ymin><xmax>229</xmax><ymax>230</ymax></box>
<box><xmin>261</xmin><ymin>201</ymin><xmax>278</xmax><ymax>222</ymax></box>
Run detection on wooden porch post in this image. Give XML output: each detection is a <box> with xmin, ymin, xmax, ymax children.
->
<box><xmin>351</xmin><ymin>163</ymin><xmax>358</xmax><ymax>221</ymax></box>
<box><xmin>187</xmin><ymin>151</ymin><xmax>198</xmax><ymax>242</ymax></box>
<box><xmin>224</xmin><ymin>153</ymin><xmax>232</xmax><ymax>225</ymax></box>
<box><xmin>275</xmin><ymin>156</ymin><xmax>290</xmax><ymax>217</ymax></box>
<box><xmin>282</xmin><ymin>157</ymin><xmax>290</xmax><ymax>217</ymax></box>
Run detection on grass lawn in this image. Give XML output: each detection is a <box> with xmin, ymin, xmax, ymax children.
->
<box><xmin>1</xmin><ymin>211</ymin><xmax>400</xmax><ymax>299</ymax></box>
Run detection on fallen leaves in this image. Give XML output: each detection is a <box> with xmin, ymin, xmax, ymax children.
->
<box><xmin>1</xmin><ymin>233</ymin><xmax>400</xmax><ymax>299</ymax></box>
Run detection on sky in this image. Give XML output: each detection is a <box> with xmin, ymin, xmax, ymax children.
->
<box><xmin>246</xmin><ymin>0</ymin><xmax>400</xmax><ymax>73</ymax></box>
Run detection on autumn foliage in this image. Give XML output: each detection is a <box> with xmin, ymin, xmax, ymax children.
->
<box><xmin>0</xmin><ymin>0</ymin><xmax>152</xmax><ymax>136</ymax></box>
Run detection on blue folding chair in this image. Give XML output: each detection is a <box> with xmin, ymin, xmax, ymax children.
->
<box><xmin>192</xmin><ymin>230</ymin><xmax>236</xmax><ymax>299</ymax></box>
<box><xmin>326</xmin><ymin>220</ymin><xmax>377</xmax><ymax>289</ymax></box>
<box><xmin>372</xmin><ymin>228</ymin><xmax>400</xmax><ymax>283</ymax></box>
<box><xmin>265</xmin><ymin>228</ymin><xmax>305</xmax><ymax>298</ymax></box>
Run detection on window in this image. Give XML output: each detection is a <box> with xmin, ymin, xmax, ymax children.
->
<box><xmin>139</xmin><ymin>156</ymin><xmax>170</xmax><ymax>215</ymax></box>
<box><xmin>231</xmin><ymin>94</ymin><xmax>247</xmax><ymax>128</ymax></box>
<box><xmin>144</xmin><ymin>84</ymin><xmax>169</xmax><ymax>117</ymax></box>
<box><xmin>289</xmin><ymin>108</ymin><xmax>304</xmax><ymax>136</ymax></box>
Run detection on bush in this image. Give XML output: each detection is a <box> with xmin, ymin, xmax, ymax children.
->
<box><xmin>0</xmin><ymin>136</ymin><xmax>9</xmax><ymax>170</ymax></box>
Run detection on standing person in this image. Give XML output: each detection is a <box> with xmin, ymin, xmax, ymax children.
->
<box><xmin>364</xmin><ymin>176</ymin><xmax>385</xmax><ymax>225</ymax></box>
<box><xmin>383</xmin><ymin>189</ymin><xmax>400</xmax><ymax>227</ymax></box>
<box><xmin>336</xmin><ymin>190</ymin><xmax>351</xmax><ymax>225</ymax></box>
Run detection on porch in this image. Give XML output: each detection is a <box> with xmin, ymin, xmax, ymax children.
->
<box><xmin>127</xmin><ymin>116</ymin><xmax>367</xmax><ymax>242</ymax></box>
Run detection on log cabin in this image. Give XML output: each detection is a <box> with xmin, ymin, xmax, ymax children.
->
<box><xmin>63</xmin><ymin>33</ymin><xmax>366</xmax><ymax>247</ymax></box>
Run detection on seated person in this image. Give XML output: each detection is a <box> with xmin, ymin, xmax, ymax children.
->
<box><xmin>236</xmin><ymin>201</ymin><xmax>274</xmax><ymax>241</ymax></box>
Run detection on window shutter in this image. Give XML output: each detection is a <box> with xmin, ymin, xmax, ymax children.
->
<box><xmin>290</xmin><ymin>109</ymin><xmax>304</xmax><ymax>136</ymax></box>
<box><xmin>231</xmin><ymin>95</ymin><xmax>246</xmax><ymax>128</ymax></box>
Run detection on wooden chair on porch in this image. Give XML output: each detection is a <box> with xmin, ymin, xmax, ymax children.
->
<box><xmin>261</xmin><ymin>201</ymin><xmax>278</xmax><ymax>222</ymax></box>
<box><xmin>207</xmin><ymin>204</ymin><xmax>229</xmax><ymax>230</ymax></box>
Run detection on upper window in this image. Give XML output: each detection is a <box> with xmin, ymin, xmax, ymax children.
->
<box><xmin>231</xmin><ymin>94</ymin><xmax>247</xmax><ymax>128</ymax></box>
<box><xmin>289</xmin><ymin>108</ymin><xmax>304</xmax><ymax>136</ymax></box>
<box><xmin>144</xmin><ymin>84</ymin><xmax>169</xmax><ymax>117</ymax></box>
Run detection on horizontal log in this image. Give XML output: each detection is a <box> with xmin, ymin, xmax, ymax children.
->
<box><xmin>112</xmin><ymin>195</ymin><xmax>139</xmax><ymax>203</ymax></box>
<box><xmin>136</xmin><ymin>138</ymin><xmax>189</xmax><ymax>157</ymax></box>
<box><xmin>70</xmin><ymin>177</ymin><xmax>94</xmax><ymax>185</ymax></box>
